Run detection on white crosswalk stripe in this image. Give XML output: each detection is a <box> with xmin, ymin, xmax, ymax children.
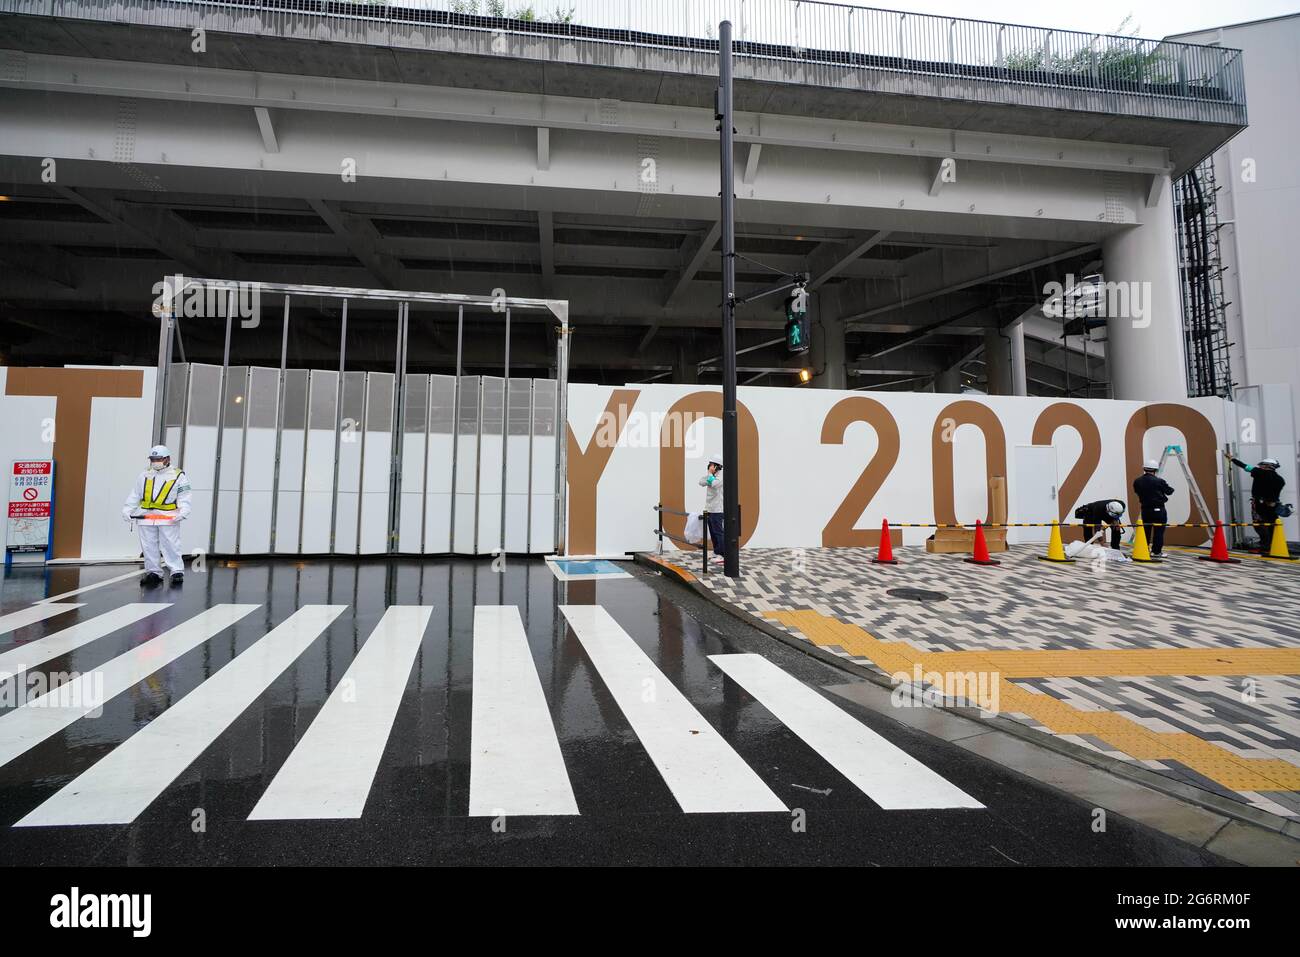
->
<box><xmin>18</xmin><ymin>605</ymin><xmax>345</xmax><ymax>827</ymax></box>
<box><xmin>0</xmin><ymin>603</ymin><xmax>170</xmax><ymax>681</ymax></box>
<box><xmin>2</xmin><ymin>597</ymin><xmax>983</xmax><ymax>824</ymax></box>
<box><xmin>469</xmin><ymin>605</ymin><xmax>579</xmax><ymax>817</ymax></box>
<box><xmin>560</xmin><ymin>604</ymin><xmax>787</xmax><ymax>814</ymax></box>
<box><xmin>249</xmin><ymin>606</ymin><xmax>433</xmax><ymax>821</ymax></box>
<box><xmin>0</xmin><ymin>604</ymin><xmax>260</xmax><ymax>772</ymax></box>
<box><xmin>0</xmin><ymin>603</ymin><xmax>85</xmax><ymax>638</ymax></box>
<box><xmin>709</xmin><ymin>653</ymin><xmax>984</xmax><ymax>810</ymax></box>
<box><xmin>33</xmin><ymin>571</ymin><xmax>143</xmax><ymax>605</ymax></box>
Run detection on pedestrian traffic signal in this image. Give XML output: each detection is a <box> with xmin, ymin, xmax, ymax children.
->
<box><xmin>785</xmin><ymin>286</ymin><xmax>809</xmax><ymax>354</ymax></box>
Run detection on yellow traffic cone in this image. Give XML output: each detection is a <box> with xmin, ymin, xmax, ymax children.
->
<box><xmin>1264</xmin><ymin>518</ymin><xmax>1296</xmax><ymax>561</ymax></box>
<box><xmin>1131</xmin><ymin>519</ymin><xmax>1160</xmax><ymax>563</ymax></box>
<box><xmin>1037</xmin><ymin>520</ymin><xmax>1075</xmax><ymax>563</ymax></box>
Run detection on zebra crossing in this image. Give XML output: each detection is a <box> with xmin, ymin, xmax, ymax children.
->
<box><xmin>0</xmin><ymin>594</ymin><xmax>983</xmax><ymax>827</ymax></box>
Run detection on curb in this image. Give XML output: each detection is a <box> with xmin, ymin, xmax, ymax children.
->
<box><xmin>634</xmin><ymin>550</ymin><xmax>1300</xmax><ymax>866</ymax></box>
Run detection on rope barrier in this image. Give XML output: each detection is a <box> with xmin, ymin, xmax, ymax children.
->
<box><xmin>653</xmin><ymin>502</ymin><xmax>1263</xmax><ymax>531</ymax></box>
<box><xmin>878</xmin><ymin>522</ymin><xmax>1257</xmax><ymax>529</ymax></box>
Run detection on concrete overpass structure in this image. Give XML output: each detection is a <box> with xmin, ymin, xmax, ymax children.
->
<box><xmin>0</xmin><ymin>0</ymin><xmax>1247</xmax><ymax>398</ymax></box>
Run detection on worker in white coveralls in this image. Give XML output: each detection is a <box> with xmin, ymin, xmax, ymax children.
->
<box><xmin>122</xmin><ymin>444</ymin><xmax>192</xmax><ymax>586</ymax></box>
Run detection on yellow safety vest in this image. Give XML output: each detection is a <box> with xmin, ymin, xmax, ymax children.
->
<box><xmin>140</xmin><ymin>475</ymin><xmax>179</xmax><ymax>511</ymax></box>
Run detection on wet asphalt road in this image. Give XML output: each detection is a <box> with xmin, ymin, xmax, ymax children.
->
<box><xmin>0</xmin><ymin>558</ymin><xmax>1226</xmax><ymax>866</ymax></box>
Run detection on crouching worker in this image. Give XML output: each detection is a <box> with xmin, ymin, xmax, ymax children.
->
<box><xmin>1075</xmin><ymin>498</ymin><xmax>1126</xmax><ymax>550</ymax></box>
<box><xmin>123</xmin><ymin>444</ymin><xmax>192</xmax><ymax>586</ymax></box>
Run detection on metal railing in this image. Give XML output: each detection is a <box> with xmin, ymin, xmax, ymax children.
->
<box><xmin>0</xmin><ymin>0</ymin><xmax>1247</xmax><ymax>123</ymax></box>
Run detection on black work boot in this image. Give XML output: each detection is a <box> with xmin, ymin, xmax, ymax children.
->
<box><xmin>140</xmin><ymin>571</ymin><xmax>163</xmax><ymax>587</ymax></box>
<box><xmin>170</xmin><ymin>572</ymin><xmax>184</xmax><ymax>586</ymax></box>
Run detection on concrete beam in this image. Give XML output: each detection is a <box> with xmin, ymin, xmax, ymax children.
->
<box><xmin>862</xmin><ymin>303</ymin><xmax>996</xmax><ymax>360</ymax></box>
<box><xmin>807</xmin><ymin>229</ymin><xmax>891</xmax><ymax>291</ymax></box>
<box><xmin>1</xmin><ymin>52</ymin><xmax>1177</xmax><ymax>176</ymax></box>
<box><xmin>929</xmin><ymin>157</ymin><xmax>954</xmax><ymax>197</ymax></box>
<box><xmin>1146</xmin><ymin>171</ymin><xmax>1167</xmax><ymax>208</ymax></box>
<box><xmin>842</xmin><ymin>242</ymin><xmax>1099</xmax><ymax>326</ymax></box>
<box><xmin>306</xmin><ymin>199</ymin><xmax>406</xmax><ymax>289</ymax></box>
<box><xmin>0</xmin><ymin>244</ymin><xmax>77</xmax><ymax>290</ymax></box>
<box><xmin>49</xmin><ymin>185</ymin><xmax>240</xmax><ymax>278</ymax></box>
<box><xmin>743</xmin><ymin>143</ymin><xmax>762</xmax><ymax>185</ymax></box>
<box><xmin>0</xmin><ymin>96</ymin><xmax>1137</xmax><ymax>244</ymax></box>
<box><xmin>537</xmin><ymin>209</ymin><xmax>555</xmax><ymax>292</ymax></box>
<box><xmin>537</xmin><ymin>127</ymin><xmax>550</xmax><ymax>171</ymax></box>
<box><xmin>253</xmin><ymin>107</ymin><xmax>279</xmax><ymax>154</ymax></box>
<box><xmin>663</xmin><ymin>221</ymin><xmax>720</xmax><ymax>306</ymax></box>
<box><xmin>635</xmin><ymin>324</ymin><xmax>659</xmax><ymax>354</ymax></box>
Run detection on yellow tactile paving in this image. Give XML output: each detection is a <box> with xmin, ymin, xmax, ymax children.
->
<box><xmin>764</xmin><ymin>608</ymin><xmax>1300</xmax><ymax>794</ymax></box>
<box><xmin>911</xmin><ymin>647</ymin><xmax>1300</xmax><ymax>678</ymax></box>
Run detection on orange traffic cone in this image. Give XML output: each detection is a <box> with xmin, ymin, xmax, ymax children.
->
<box><xmin>964</xmin><ymin>520</ymin><xmax>1001</xmax><ymax>566</ymax></box>
<box><xmin>1198</xmin><ymin>521</ymin><xmax>1241</xmax><ymax>564</ymax></box>
<box><xmin>872</xmin><ymin>520</ymin><xmax>899</xmax><ymax>565</ymax></box>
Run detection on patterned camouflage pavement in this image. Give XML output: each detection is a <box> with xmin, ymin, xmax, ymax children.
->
<box><xmin>655</xmin><ymin>543</ymin><xmax>1300</xmax><ymax>818</ymax></box>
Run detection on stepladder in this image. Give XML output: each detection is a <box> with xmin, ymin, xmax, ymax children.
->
<box><xmin>1156</xmin><ymin>445</ymin><xmax>1214</xmax><ymax>530</ymax></box>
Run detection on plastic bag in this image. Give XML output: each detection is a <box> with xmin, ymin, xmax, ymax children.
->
<box><xmin>683</xmin><ymin>512</ymin><xmax>704</xmax><ymax>545</ymax></box>
<box><xmin>1071</xmin><ymin>542</ymin><xmax>1130</xmax><ymax>563</ymax></box>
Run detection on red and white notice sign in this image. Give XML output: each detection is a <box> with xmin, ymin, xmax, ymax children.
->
<box><xmin>7</xmin><ymin>460</ymin><xmax>54</xmax><ymax>556</ymax></box>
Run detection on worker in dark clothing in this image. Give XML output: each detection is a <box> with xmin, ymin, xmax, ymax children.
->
<box><xmin>1224</xmin><ymin>453</ymin><xmax>1286</xmax><ymax>550</ymax></box>
<box><xmin>1133</xmin><ymin>459</ymin><xmax>1175</xmax><ymax>557</ymax></box>
<box><xmin>1075</xmin><ymin>498</ymin><xmax>1126</xmax><ymax>550</ymax></box>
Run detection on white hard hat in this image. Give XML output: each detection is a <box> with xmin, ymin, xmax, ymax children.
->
<box><xmin>708</xmin><ymin>453</ymin><xmax>723</xmax><ymax>467</ymax></box>
<box><xmin>148</xmin><ymin>445</ymin><xmax>172</xmax><ymax>460</ymax></box>
<box><xmin>1143</xmin><ymin>459</ymin><xmax>1159</xmax><ymax>471</ymax></box>
<box><xmin>1260</xmin><ymin>457</ymin><xmax>1281</xmax><ymax>469</ymax></box>
<box><xmin>1106</xmin><ymin>500</ymin><xmax>1125</xmax><ymax>517</ymax></box>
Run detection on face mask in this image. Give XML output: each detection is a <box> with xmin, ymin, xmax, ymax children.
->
<box><xmin>150</xmin><ymin>460</ymin><xmax>167</xmax><ymax>471</ymax></box>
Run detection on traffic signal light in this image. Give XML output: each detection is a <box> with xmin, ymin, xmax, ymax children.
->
<box><xmin>784</xmin><ymin>286</ymin><xmax>809</xmax><ymax>354</ymax></box>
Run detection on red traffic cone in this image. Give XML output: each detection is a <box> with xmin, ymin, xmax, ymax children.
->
<box><xmin>964</xmin><ymin>520</ymin><xmax>1001</xmax><ymax>566</ymax></box>
<box><xmin>872</xmin><ymin>520</ymin><xmax>898</xmax><ymax>565</ymax></box>
<box><xmin>1198</xmin><ymin>521</ymin><xmax>1241</xmax><ymax>564</ymax></box>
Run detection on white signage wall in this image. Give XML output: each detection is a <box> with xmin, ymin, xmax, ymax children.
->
<box><xmin>564</xmin><ymin>383</ymin><xmax>1241</xmax><ymax>556</ymax></box>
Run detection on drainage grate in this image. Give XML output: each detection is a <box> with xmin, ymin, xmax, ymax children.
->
<box><xmin>886</xmin><ymin>588</ymin><xmax>948</xmax><ymax>602</ymax></box>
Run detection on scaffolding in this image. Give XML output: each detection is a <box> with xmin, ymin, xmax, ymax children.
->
<box><xmin>1174</xmin><ymin>159</ymin><xmax>1234</xmax><ymax>398</ymax></box>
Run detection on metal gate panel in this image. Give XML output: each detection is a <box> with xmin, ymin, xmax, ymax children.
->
<box><xmin>359</xmin><ymin>371</ymin><xmax>394</xmax><ymax>554</ymax></box>
<box><xmin>212</xmin><ymin>365</ymin><xmax>249</xmax><ymax>554</ymax></box>
<box><xmin>477</xmin><ymin>376</ymin><xmax>505</xmax><ymax>555</ymax></box>
<box><xmin>181</xmin><ymin>363</ymin><xmax>221</xmax><ymax>553</ymax></box>
<box><xmin>273</xmin><ymin>369</ymin><xmax>309</xmax><ymax>554</ymax></box>
<box><xmin>398</xmin><ymin>373</ymin><xmax>428</xmax><ymax>553</ymax></box>
<box><xmin>301</xmin><ymin>369</ymin><xmax>339</xmax><ymax>554</ymax></box>
<box><xmin>504</xmin><ymin>377</ymin><xmax>532</xmax><ymax>553</ymax></box>
<box><xmin>162</xmin><ymin>361</ymin><xmax>189</xmax><ymax>461</ymax></box>
<box><xmin>530</xmin><ymin>378</ymin><xmax>558</xmax><ymax>554</ymax></box>
<box><xmin>237</xmin><ymin>366</ymin><xmax>281</xmax><ymax>554</ymax></box>
<box><xmin>425</xmin><ymin>374</ymin><xmax>456</xmax><ymax>553</ymax></box>
<box><xmin>452</xmin><ymin>376</ymin><xmax>481</xmax><ymax>554</ymax></box>
<box><xmin>332</xmin><ymin>371</ymin><xmax>366</xmax><ymax>554</ymax></box>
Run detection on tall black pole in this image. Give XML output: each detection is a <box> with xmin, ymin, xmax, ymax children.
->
<box><xmin>718</xmin><ymin>20</ymin><xmax>740</xmax><ymax>578</ymax></box>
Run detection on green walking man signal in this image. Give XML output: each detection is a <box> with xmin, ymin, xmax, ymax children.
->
<box><xmin>785</xmin><ymin>284</ymin><xmax>809</xmax><ymax>354</ymax></box>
